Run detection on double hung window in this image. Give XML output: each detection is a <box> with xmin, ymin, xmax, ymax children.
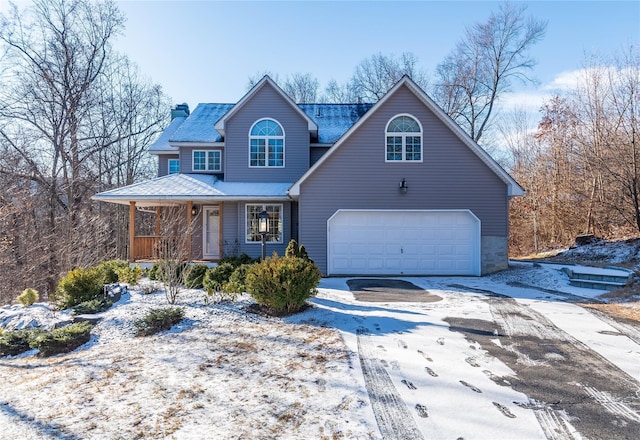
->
<box><xmin>193</xmin><ymin>150</ymin><xmax>221</xmax><ymax>172</ymax></box>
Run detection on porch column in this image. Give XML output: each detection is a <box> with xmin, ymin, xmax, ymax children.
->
<box><xmin>186</xmin><ymin>201</ymin><xmax>193</xmax><ymax>261</ymax></box>
<box><xmin>129</xmin><ymin>201</ymin><xmax>136</xmax><ymax>262</ymax></box>
<box><xmin>155</xmin><ymin>206</ymin><xmax>161</xmax><ymax>236</ymax></box>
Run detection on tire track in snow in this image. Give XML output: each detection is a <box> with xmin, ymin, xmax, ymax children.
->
<box><xmin>356</xmin><ymin>329</ymin><xmax>424</xmax><ymax>440</ymax></box>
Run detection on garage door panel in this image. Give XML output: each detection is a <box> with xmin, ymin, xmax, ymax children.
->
<box><xmin>328</xmin><ymin>210</ymin><xmax>480</xmax><ymax>276</ymax></box>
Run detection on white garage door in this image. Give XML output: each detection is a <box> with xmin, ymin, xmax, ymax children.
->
<box><xmin>328</xmin><ymin>210</ymin><xmax>480</xmax><ymax>276</ymax></box>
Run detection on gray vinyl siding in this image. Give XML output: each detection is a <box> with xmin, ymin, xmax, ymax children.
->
<box><xmin>310</xmin><ymin>147</ymin><xmax>330</xmax><ymax>166</ymax></box>
<box><xmin>298</xmin><ymin>84</ymin><xmax>509</xmax><ymax>274</ymax></box>
<box><xmin>221</xmin><ymin>201</ymin><xmax>292</xmax><ymax>259</ymax></box>
<box><xmin>223</xmin><ymin>83</ymin><xmax>310</xmax><ymax>182</ymax></box>
<box><xmin>158</xmin><ymin>154</ymin><xmax>179</xmax><ymax>177</ymax></box>
<box><xmin>180</xmin><ymin>147</ymin><xmax>224</xmax><ymax>175</ymax></box>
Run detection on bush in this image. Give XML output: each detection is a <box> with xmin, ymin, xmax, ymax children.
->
<box><xmin>115</xmin><ymin>264</ymin><xmax>143</xmax><ymax>285</ymax></box>
<box><xmin>203</xmin><ymin>262</ymin><xmax>236</xmax><ymax>293</ymax></box>
<box><xmin>184</xmin><ymin>264</ymin><xmax>209</xmax><ymax>289</ymax></box>
<box><xmin>17</xmin><ymin>288</ymin><xmax>39</xmax><ymax>307</ymax></box>
<box><xmin>219</xmin><ymin>253</ymin><xmax>257</xmax><ymax>266</ymax></box>
<box><xmin>147</xmin><ymin>261</ymin><xmax>188</xmax><ymax>283</ymax></box>
<box><xmin>53</xmin><ymin>267</ymin><xmax>104</xmax><ymax>310</ymax></box>
<box><xmin>134</xmin><ymin>307</ymin><xmax>185</xmax><ymax>336</ymax></box>
<box><xmin>96</xmin><ymin>260</ymin><xmax>129</xmax><ymax>284</ymax></box>
<box><xmin>72</xmin><ymin>297</ymin><xmax>113</xmax><ymax>315</ymax></box>
<box><xmin>29</xmin><ymin>322</ymin><xmax>93</xmax><ymax>357</ymax></box>
<box><xmin>285</xmin><ymin>240</ymin><xmax>310</xmax><ymax>260</ymax></box>
<box><xmin>245</xmin><ymin>255</ymin><xmax>321</xmax><ymax>315</ymax></box>
<box><xmin>0</xmin><ymin>328</ymin><xmax>42</xmax><ymax>357</ymax></box>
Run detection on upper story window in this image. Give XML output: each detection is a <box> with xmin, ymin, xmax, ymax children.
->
<box><xmin>193</xmin><ymin>150</ymin><xmax>221</xmax><ymax>172</ymax></box>
<box><xmin>168</xmin><ymin>159</ymin><xmax>180</xmax><ymax>174</ymax></box>
<box><xmin>385</xmin><ymin>115</ymin><xmax>422</xmax><ymax>162</ymax></box>
<box><xmin>249</xmin><ymin>119</ymin><xmax>284</xmax><ymax>167</ymax></box>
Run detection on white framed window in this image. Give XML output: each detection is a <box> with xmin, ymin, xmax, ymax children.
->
<box><xmin>245</xmin><ymin>204</ymin><xmax>283</xmax><ymax>243</ymax></box>
<box><xmin>168</xmin><ymin>159</ymin><xmax>180</xmax><ymax>174</ymax></box>
<box><xmin>385</xmin><ymin>114</ymin><xmax>423</xmax><ymax>162</ymax></box>
<box><xmin>193</xmin><ymin>150</ymin><xmax>221</xmax><ymax>172</ymax></box>
<box><xmin>249</xmin><ymin>119</ymin><xmax>285</xmax><ymax>168</ymax></box>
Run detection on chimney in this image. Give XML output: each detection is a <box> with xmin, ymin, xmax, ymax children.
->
<box><xmin>171</xmin><ymin>103</ymin><xmax>190</xmax><ymax>120</ymax></box>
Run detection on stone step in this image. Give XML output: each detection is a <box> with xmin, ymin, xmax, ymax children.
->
<box><xmin>569</xmin><ymin>278</ymin><xmax>627</xmax><ymax>291</ymax></box>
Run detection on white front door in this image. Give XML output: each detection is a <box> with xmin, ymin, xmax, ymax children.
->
<box><xmin>203</xmin><ymin>206</ymin><xmax>220</xmax><ymax>259</ymax></box>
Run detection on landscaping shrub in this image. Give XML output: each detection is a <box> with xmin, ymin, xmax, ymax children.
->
<box><xmin>0</xmin><ymin>328</ymin><xmax>42</xmax><ymax>357</ymax></box>
<box><xmin>134</xmin><ymin>307</ymin><xmax>185</xmax><ymax>336</ymax></box>
<box><xmin>147</xmin><ymin>261</ymin><xmax>188</xmax><ymax>283</ymax></box>
<box><xmin>148</xmin><ymin>262</ymin><xmax>161</xmax><ymax>281</ymax></box>
<box><xmin>184</xmin><ymin>264</ymin><xmax>209</xmax><ymax>289</ymax></box>
<box><xmin>203</xmin><ymin>262</ymin><xmax>236</xmax><ymax>293</ymax></box>
<box><xmin>96</xmin><ymin>260</ymin><xmax>129</xmax><ymax>284</ymax></box>
<box><xmin>53</xmin><ymin>267</ymin><xmax>104</xmax><ymax>310</ymax></box>
<box><xmin>16</xmin><ymin>288</ymin><xmax>39</xmax><ymax>306</ymax></box>
<box><xmin>219</xmin><ymin>253</ymin><xmax>257</xmax><ymax>267</ymax></box>
<box><xmin>285</xmin><ymin>239</ymin><xmax>310</xmax><ymax>260</ymax></box>
<box><xmin>245</xmin><ymin>255</ymin><xmax>321</xmax><ymax>315</ymax></box>
<box><xmin>29</xmin><ymin>322</ymin><xmax>93</xmax><ymax>357</ymax></box>
<box><xmin>115</xmin><ymin>264</ymin><xmax>143</xmax><ymax>285</ymax></box>
<box><xmin>72</xmin><ymin>297</ymin><xmax>113</xmax><ymax>315</ymax></box>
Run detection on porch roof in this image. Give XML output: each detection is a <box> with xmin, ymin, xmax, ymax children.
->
<box><xmin>92</xmin><ymin>174</ymin><xmax>292</xmax><ymax>206</ymax></box>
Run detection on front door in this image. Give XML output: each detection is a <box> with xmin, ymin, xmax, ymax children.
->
<box><xmin>203</xmin><ymin>206</ymin><xmax>220</xmax><ymax>259</ymax></box>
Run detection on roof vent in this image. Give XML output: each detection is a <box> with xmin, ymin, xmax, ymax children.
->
<box><xmin>171</xmin><ymin>103</ymin><xmax>190</xmax><ymax>120</ymax></box>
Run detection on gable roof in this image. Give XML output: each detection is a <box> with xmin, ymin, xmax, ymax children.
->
<box><xmin>299</xmin><ymin>103</ymin><xmax>373</xmax><ymax>143</ymax></box>
<box><xmin>289</xmin><ymin>76</ymin><xmax>525</xmax><ymax>198</ymax></box>
<box><xmin>148</xmin><ymin>115</ymin><xmax>188</xmax><ymax>154</ymax></box>
<box><xmin>169</xmin><ymin>103</ymin><xmax>234</xmax><ymax>144</ymax></box>
<box><xmin>214</xmin><ymin>76</ymin><xmax>318</xmax><ymax>137</ymax></box>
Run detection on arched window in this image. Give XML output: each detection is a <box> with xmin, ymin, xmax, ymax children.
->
<box><xmin>249</xmin><ymin>119</ymin><xmax>285</xmax><ymax>167</ymax></box>
<box><xmin>385</xmin><ymin>115</ymin><xmax>422</xmax><ymax>162</ymax></box>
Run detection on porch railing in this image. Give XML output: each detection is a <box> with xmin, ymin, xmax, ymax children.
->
<box><xmin>132</xmin><ymin>236</ymin><xmax>182</xmax><ymax>260</ymax></box>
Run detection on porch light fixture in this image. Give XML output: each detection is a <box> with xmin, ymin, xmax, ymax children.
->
<box><xmin>191</xmin><ymin>206</ymin><xmax>199</xmax><ymax>216</ymax></box>
<box><xmin>258</xmin><ymin>210</ymin><xmax>270</xmax><ymax>260</ymax></box>
<box><xmin>400</xmin><ymin>178</ymin><xmax>408</xmax><ymax>193</ymax></box>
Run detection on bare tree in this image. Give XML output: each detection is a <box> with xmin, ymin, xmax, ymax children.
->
<box><xmin>348</xmin><ymin>52</ymin><xmax>429</xmax><ymax>102</ymax></box>
<box><xmin>0</xmin><ymin>0</ymin><xmax>169</xmax><ymax>299</ymax></box>
<box><xmin>282</xmin><ymin>72</ymin><xmax>319</xmax><ymax>103</ymax></box>
<box><xmin>433</xmin><ymin>1</ymin><xmax>546</xmax><ymax>143</ymax></box>
<box><xmin>152</xmin><ymin>207</ymin><xmax>197</xmax><ymax>304</ymax></box>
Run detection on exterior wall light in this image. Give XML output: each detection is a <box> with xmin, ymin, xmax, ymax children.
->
<box><xmin>191</xmin><ymin>206</ymin><xmax>199</xmax><ymax>216</ymax></box>
<box><xmin>258</xmin><ymin>210</ymin><xmax>270</xmax><ymax>260</ymax></box>
<box><xmin>400</xmin><ymin>178</ymin><xmax>408</xmax><ymax>193</ymax></box>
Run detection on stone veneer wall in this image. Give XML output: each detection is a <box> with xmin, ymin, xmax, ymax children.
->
<box><xmin>481</xmin><ymin>236</ymin><xmax>509</xmax><ymax>275</ymax></box>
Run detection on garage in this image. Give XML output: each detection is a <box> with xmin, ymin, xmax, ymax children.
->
<box><xmin>327</xmin><ymin>210</ymin><xmax>481</xmax><ymax>276</ymax></box>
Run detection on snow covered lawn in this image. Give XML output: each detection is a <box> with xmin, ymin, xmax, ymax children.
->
<box><xmin>1</xmin><ymin>261</ymin><xmax>639</xmax><ymax>439</ymax></box>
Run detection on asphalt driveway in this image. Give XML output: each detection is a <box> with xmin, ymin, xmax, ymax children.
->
<box><xmin>306</xmin><ymin>268</ymin><xmax>640</xmax><ymax>440</ymax></box>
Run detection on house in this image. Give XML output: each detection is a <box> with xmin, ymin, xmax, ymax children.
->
<box><xmin>92</xmin><ymin>75</ymin><xmax>524</xmax><ymax>276</ymax></box>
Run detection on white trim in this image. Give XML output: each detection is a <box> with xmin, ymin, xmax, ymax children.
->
<box><xmin>192</xmin><ymin>150</ymin><xmax>222</xmax><ymax>172</ymax></box>
<box><xmin>244</xmin><ymin>203</ymin><xmax>284</xmax><ymax>244</ymax></box>
<box><xmin>384</xmin><ymin>113</ymin><xmax>424</xmax><ymax>163</ymax></box>
<box><xmin>248</xmin><ymin>118</ymin><xmax>286</xmax><ymax>168</ymax></box>
<box><xmin>168</xmin><ymin>158</ymin><xmax>180</xmax><ymax>174</ymax></box>
<box><xmin>202</xmin><ymin>205</ymin><xmax>221</xmax><ymax>259</ymax></box>
<box><xmin>170</xmin><ymin>142</ymin><xmax>225</xmax><ymax>148</ymax></box>
<box><xmin>289</xmin><ymin>76</ymin><xmax>525</xmax><ymax>198</ymax></box>
<box><xmin>214</xmin><ymin>76</ymin><xmax>318</xmax><ymax>137</ymax></box>
<box><xmin>326</xmin><ymin>209</ymin><xmax>481</xmax><ymax>276</ymax></box>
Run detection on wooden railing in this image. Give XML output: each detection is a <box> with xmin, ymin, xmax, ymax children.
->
<box><xmin>133</xmin><ymin>236</ymin><xmax>161</xmax><ymax>260</ymax></box>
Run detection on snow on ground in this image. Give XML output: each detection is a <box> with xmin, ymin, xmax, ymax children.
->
<box><xmin>0</xmin><ymin>258</ymin><xmax>639</xmax><ymax>439</ymax></box>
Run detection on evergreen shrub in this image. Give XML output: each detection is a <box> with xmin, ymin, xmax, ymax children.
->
<box><xmin>134</xmin><ymin>307</ymin><xmax>184</xmax><ymax>336</ymax></box>
<box><xmin>53</xmin><ymin>267</ymin><xmax>104</xmax><ymax>309</ymax></box>
<box><xmin>245</xmin><ymin>254</ymin><xmax>320</xmax><ymax>315</ymax></box>
<box><xmin>17</xmin><ymin>288</ymin><xmax>39</xmax><ymax>307</ymax></box>
<box><xmin>29</xmin><ymin>322</ymin><xmax>93</xmax><ymax>357</ymax></box>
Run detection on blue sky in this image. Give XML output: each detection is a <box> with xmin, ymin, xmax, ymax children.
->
<box><xmin>3</xmin><ymin>0</ymin><xmax>638</xmax><ymax>115</ymax></box>
<box><xmin>112</xmin><ymin>0</ymin><xmax>639</xmax><ymax>113</ymax></box>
